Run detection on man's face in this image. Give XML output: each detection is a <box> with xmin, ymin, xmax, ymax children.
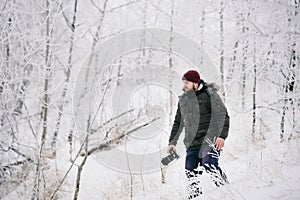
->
<box><xmin>182</xmin><ymin>80</ymin><xmax>197</xmax><ymax>93</ymax></box>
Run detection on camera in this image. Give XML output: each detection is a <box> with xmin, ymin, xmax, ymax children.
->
<box><xmin>161</xmin><ymin>149</ymin><xmax>180</xmax><ymax>166</ymax></box>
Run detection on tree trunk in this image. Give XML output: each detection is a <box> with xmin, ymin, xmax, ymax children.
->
<box><xmin>219</xmin><ymin>0</ymin><xmax>225</xmax><ymax>100</ymax></box>
<box><xmin>32</xmin><ymin>0</ymin><xmax>51</xmax><ymax>199</ymax></box>
<box><xmin>51</xmin><ymin>0</ymin><xmax>78</xmax><ymax>157</ymax></box>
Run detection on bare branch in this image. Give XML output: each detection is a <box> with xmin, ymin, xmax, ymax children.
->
<box><xmin>108</xmin><ymin>0</ymin><xmax>141</xmax><ymax>13</ymax></box>
<box><xmin>81</xmin><ymin>116</ymin><xmax>160</xmax><ymax>156</ymax></box>
<box><xmin>90</xmin><ymin>0</ymin><xmax>104</xmax><ymax>14</ymax></box>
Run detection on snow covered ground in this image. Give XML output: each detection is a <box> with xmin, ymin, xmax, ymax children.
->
<box><xmin>3</xmin><ymin>111</ymin><xmax>300</xmax><ymax>200</ymax></box>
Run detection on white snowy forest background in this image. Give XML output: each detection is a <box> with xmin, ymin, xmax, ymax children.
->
<box><xmin>1</xmin><ymin>0</ymin><xmax>300</xmax><ymax>199</ymax></box>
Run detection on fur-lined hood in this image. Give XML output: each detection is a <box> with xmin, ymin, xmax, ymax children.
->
<box><xmin>206</xmin><ymin>82</ymin><xmax>220</xmax><ymax>92</ymax></box>
<box><xmin>200</xmin><ymin>79</ymin><xmax>220</xmax><ymax>92</ymax></box>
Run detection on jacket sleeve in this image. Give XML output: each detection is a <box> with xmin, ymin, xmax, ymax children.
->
<box><xmin>211</xmin><ymin>90</ymin><xmax>230</xmax><ymax>140</ymax></box>
<box><xmin>219</xmin><ymin>110</ymin><xmax>230</xmax><ymax>140</ymax></box>
<box><xmin>168</xmin><ymin>102</ymin><xmax>184</xmax><ymax>146</ymax></box>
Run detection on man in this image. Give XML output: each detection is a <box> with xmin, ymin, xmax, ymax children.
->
<box><xmin>167</xmin><ymin>69</ymin><xmax>230</xmax><ymax>199</ymax></box>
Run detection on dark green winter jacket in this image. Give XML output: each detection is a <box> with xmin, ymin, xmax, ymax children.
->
<box><xmin>168</xmin><ymin>79</ymin><xmax>230</xmax><ymax>150</ymax></box>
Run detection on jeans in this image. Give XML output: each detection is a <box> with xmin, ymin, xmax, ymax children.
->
<box><xmin>185</xmin><ymin>145</ymin><xmax>229</xmax><ymax>199</ymax></box>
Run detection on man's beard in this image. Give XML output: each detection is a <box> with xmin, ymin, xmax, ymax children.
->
<box><xmin>182</xmin><ymin>87</ymin><xmax>196</xmax><ymax>92</ymax></box>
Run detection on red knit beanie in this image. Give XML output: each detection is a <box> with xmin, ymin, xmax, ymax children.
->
<box><xmin>181</xmin><ymin>70</ymin><xmax>201</xmax><ymax>84</ymax></box>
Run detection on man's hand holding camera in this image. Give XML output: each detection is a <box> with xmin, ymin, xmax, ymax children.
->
<box><xmin>167</xmin><ymin>144</ymin><xmax>176</xmax><ymax>154</ymax></box>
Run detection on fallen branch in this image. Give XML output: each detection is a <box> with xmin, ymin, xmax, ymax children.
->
<box><xmin>81</xmin><ymin>117</ymin><xmax>160</xmax><ymax>156</ymax></box>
